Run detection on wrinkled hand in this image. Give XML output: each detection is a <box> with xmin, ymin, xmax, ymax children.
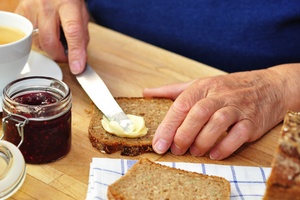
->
<box><xmin>15</xmin><ymin>0</ymin><xmax>90</xmax><ymax>74</ymax></box>
<box><xmin>144</xmin><ymin>65</ymin><xmax>300</xmax><ymax>160</ymax></box>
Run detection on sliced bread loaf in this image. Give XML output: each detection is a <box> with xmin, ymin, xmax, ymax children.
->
<box><xmin>88</xmin><ymin>97</ymin><xmax>173</xmax><ymax>156</ymax></box>
<box><xmin>263</xmin><ymin>111</ymin><xmax>300</xmax><ymax>200</ymax></box>
<box><xmin>107</xmin><ymin>158</ymin><xmax>231</xmax><ymax>200</ymax></box>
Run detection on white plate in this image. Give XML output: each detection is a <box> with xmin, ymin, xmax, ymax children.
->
<box><xmin>0</xmin><ymin>50</ymin><xmax>63</xmax><ymax>112</ymax></box>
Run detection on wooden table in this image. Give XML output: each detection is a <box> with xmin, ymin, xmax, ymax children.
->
<box><xmin>2</xmin><ymin>22</ymin><xmax>281</xmax><ymax>200</ymax></box>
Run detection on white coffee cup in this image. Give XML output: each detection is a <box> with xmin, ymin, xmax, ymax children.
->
<box><xmin>0</xmin><ymin>11</ymin><xmax>33</xmax><ymax>94</ymax></box>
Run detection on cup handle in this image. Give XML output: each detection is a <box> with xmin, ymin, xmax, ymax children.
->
<box><xmin>32</xmin><ymin>28</ymin><xmax>39</xmax><ymax>35</ymax></box>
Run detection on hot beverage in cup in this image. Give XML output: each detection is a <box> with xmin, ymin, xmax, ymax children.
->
<box><xmin>0</xmin><ymin>11</ymin><xmax>33</xmax><ymax>94</ymax></box>
<box><xmin>0</xmin><ymin>26</ymin><xmax>26</xmax><ymax>45</ymax></box>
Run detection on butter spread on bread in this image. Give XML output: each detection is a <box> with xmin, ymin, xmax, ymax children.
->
<box><xmin>88</xmin><ymin>97</ymin><xmax>173</xmax><ymax>156</ymax></box>
<box><xmin>101</xmin><ymin>114</ymin><xmax>148</xmax><ymax>138</ymax></box>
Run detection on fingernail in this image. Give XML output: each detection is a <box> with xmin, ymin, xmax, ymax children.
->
<box><xmin>190</xmin><ymin>146</ymin><xmax>201</xmax><ymax>157</ymax></box>
<box><xmin>209</xmin><ymin>149</ymin><xmax>220</xmax><ymax>160</ymax></box>
<box><xmin>70</xmin><ymin>60</ymin><xmax>82</xmax><ymax>74</ymax></box>
<box><xmin>171</xmin><ymin>143</ymin><xmax>183</xmax><ymax>155</ymax></box>
<box><xmin>154</xmin><ymin>138</ymin><xmax>169</xmax><ymax>154</ymax></box>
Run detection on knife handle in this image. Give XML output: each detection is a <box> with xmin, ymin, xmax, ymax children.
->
<box><xmin>60</xmin><ymin>26</ymin><xmax>68</xmax><ymax>55</ymax></box>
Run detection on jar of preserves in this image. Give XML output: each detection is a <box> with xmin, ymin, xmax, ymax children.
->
<box><xmin>1</xmin><ymin>76</ymin><xmax>72</xmax><ymax>164</ymax></box>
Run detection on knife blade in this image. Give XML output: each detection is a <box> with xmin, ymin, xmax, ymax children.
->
<box><xmin>76</xmin><ymin>64</ymin><xmax>134</xmax><ymax>132</ymax></box>
<box><xmin>59</xmin><ymin>26</ymin><xmax>134</xmax><ymax>132</ymax></box>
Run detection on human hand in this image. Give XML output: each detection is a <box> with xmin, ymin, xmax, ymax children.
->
<box><xmin>15</xmin><ymin>0</ymin><xmax>90</xmax><ymax>74</ymax></box>
<box><xmin>143</xmin><ymin>68</ymin><xmax>291</xmax><ymax>160</ymax></box>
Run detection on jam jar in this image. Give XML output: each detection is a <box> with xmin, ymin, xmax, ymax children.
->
<box><xmin>2</xmin><ymin>76</ymin><xmax>72</xmax><ymax>164</ymax></box>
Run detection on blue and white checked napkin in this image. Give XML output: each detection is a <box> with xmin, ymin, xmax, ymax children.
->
<box><xmin>86</xmin><ymin>158</ymin><xmax>271</xmax><ymax>200</ymax></box>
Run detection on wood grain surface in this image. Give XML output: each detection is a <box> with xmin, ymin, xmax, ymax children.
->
<box><xmin>0</xmin><ymin>4</ymin><xmax>281</xmax><ymax>199</ymax></box>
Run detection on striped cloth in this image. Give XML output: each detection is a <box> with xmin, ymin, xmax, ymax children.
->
<box><xmin>86</xmin><ymin>158</ymin><xmax>271</xmax><ymax>200</ymax></box>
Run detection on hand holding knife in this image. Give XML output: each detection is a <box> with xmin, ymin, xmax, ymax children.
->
<box><xmin>60</xmin><ymin>27</ymin><xmax>134</xmax><ymax>132</ymax></box>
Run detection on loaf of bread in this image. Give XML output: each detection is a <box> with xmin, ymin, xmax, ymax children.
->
<box><xmin>88</xmin><ymin>97</ymin><xmax>173</xmax><ymax>156</ymax></box>
<box><xmin>107</xmin><ymin>158</ymin><xmax>231</xmax><ymax>200</ymax></box>
<box><xmin>263</xmin><ymin>111</ymin><xmax>300</xmax><ymax>200</ymax></box>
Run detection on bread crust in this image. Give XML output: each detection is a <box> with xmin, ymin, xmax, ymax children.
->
<box><xmin>264</xmin><ymin>111</ymin><xmax>300</xmax><ymax>199</ymax></box>
<box><xmin>88</xmin><ymin>97</ymin><xmax>173</xmax><ymax>156</ymax></box>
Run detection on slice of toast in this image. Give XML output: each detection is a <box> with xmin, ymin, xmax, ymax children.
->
<box><xmin>263</xmin><ymin>111</ymin><xmax>300</xmax><ymax>200</ymax></box>
<box><xmin>107</xmin><ymin>158</ymin><xmax>231</xmax><ymax>200</ymax></box>
<box><xmin>88</xmin><ymin>97</ymin><xmax>173</xmax><ymax>156</ymax></box>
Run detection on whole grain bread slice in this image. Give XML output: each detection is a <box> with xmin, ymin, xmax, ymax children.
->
<box><xmin>88</xmin><ymin>97</ymin><xmax>173</xmax><ymax>156</ymax></box>
<box><xmin>107</xmin><ymin>158</ymin><xmax>231</xmax><ymax>200</ymax></box>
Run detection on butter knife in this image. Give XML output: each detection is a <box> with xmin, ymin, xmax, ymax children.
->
<box><xmin>59</xmin><ymin>27</ymin><xmax>134</xmax><ymax>132</ymax></box>
<box><xmin>76</xmin><ymin>65</ymin><xmax>134</xmax><ymax>132</ymax></box>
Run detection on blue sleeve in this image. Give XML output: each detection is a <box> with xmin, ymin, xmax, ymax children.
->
<box><xmin>86</xmin><ymin>0</ymin><xmax>300</xmax><ymax>72</ymax></box>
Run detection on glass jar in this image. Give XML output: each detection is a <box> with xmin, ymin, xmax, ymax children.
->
<box><xmin>1</xmin><ymin>76</ymin><xmax>72</xmax><ymax>164</ymax></box>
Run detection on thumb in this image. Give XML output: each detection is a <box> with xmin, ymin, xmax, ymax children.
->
<box><xmin>59</xmin><ymin>3</ymin><xmax>88</xmax><ymax>74</ymax></box>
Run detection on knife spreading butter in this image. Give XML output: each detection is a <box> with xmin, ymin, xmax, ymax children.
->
<box><xmin>101</xmin><ymin>115</ymin><xmax>148</xmax><ymax>138</ymax></box>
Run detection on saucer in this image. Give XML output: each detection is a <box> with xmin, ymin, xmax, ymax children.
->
<box><xmin>20</xmin><ymin>50</ymin><xmax>63</xmax><ymax>80</ymax></box>
<box><xmin>0</xmin><ymin>50</ymin><xmax>63</xmax><ymax>112</ymax></box>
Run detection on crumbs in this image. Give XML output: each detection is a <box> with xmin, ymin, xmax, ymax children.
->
<box><xmin>84</xmin><ymin>102</ymin><xmax>96</xmax><ymax>115</ymax></box>
<box><xmin>85</xmin><ymin>108</ymin><xmax>92</xmax><ymax>115</ymax></box>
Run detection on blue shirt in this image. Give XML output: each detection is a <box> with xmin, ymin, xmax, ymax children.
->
<box><xmin>86</xmin><ymin>1</ymin><xmax>300</xmax><ymax>72</ymax></box>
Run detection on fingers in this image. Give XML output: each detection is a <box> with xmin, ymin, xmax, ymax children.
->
<box><xmin>15</xmin><ymin>1</ymin><xmax>40</xmax><ymax>49</ymax></box>
<box><xmin>209</xmin><ymin>119</ymin><xmax>254</xmax><ymax>160</ymax></box>
<box><xmin>152</xmin><ymin>82</ymin><xmax>210</xmax><ymax>154</ymax></box>
<box><xmin>143</xmin><ymin>81</ymin><xmax>195</xmax><ymax>99</ymax></box>
<box><xmin>189</xmin><ymin>106</ymin><xmax>241</xmax><ymax>157</ymax></box>
<box><xmin>153</xmin><ymin>96</ymin><xmax>253</xmax><ymax>159</ymax></box>
<box><xmin>59</xmin><ymin>1</ymin><xmax>89</xmax><ymax>74</ymax></box>
<box><xmin>15</xmin><ymin>0</ymin><xmax>89</xmax><ymax>75</ymax></box>
<box><xmin>38</xmin><ymin>3</ymin><xmax>67</xmax><ymax>62</ymax></box>
<box><xmin>152</xmin><ymin>96</ymin><xmax>191</xmax><ymax>154</ymax></box>
<box><xmin>170</xmin><ymin>97</ymin><xmax>224</xmax><ymax>155</ymax></box>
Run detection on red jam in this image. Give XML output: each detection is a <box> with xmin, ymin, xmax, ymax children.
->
<box><xmin>13</xmin><ymin>92</ymin><xmax>57</xmax><ymax>105</ymax></box>
<box><xmin>3</xmin><ymin>90</ymin><xmax>72</xmax><ymax>164</ymax></box>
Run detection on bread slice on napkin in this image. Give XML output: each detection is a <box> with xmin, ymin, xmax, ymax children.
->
<box><xmin>107</xmin><ymin>158</ymin><xmax>231</xmax><ymax>200</ymax></box>
<box><xmin>263</xmin><ymin>111</ymin><xmax>300</xmax><ymax>200</ymax></box>
<box><xmin>88</xmin><ymin>97</ymin><xmax>173</xmax><ymax>156</ymax></box>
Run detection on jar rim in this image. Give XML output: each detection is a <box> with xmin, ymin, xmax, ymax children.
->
<box><xmin>2</xmin><ymin>76</ymin><xmax>70</xmax><ymax>108</ymax></box>
<box><xmin>2</xmin><ymin>76</ymin><xmax>72</xmax><ymax>120</ymax></box>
